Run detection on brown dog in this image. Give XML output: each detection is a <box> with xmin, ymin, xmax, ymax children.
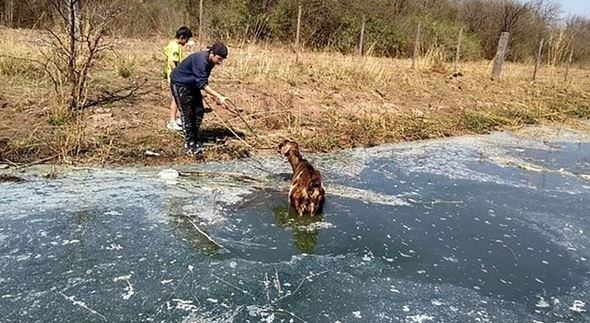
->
<box><xmin>278</xmin><ymin>140</ymin><xmax>325</xmax><ymax>216</ymax></box>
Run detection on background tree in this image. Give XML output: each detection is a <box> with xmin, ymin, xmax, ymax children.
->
<box><xmin>0</xmin><ymin>0</ymin><xmax>587</xmax><ymax>66</ymax></box>
<box><xmin>45</xmin><ymin>0</ymin><xmax>121</xmax><ymax>111</ymax></box>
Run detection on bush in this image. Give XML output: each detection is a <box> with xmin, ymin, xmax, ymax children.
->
<box><xmin>2</xmin><ymin>0</ymin><xmax>586</xmax><ymax>64</ymax></box>
<box><xmin>116</xmin><ymin>55</ymin><xmax>136</xmax><ymax>79</ymax></box>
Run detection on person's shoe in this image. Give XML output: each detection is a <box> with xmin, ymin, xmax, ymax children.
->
<box><xmin>166</xmin><ymin>120</ymin><xmax>182</xmax><ymax>131</ymax></box>
<box><xmin>175</xmin><ymin>118</ymin><xmax>182</xmax><ymax>126</ymax></box>
<box><xmin>186</xmin><ymin>142</ymin><xmax>204</xmax><ymax>157</ymax></box>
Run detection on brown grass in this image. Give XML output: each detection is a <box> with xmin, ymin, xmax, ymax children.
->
<box><xmin>1</xmin><ymin>27</ymin><xmax>589</xmax><ymax>166</ymax></box>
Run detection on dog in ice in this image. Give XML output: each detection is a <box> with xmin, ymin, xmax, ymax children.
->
<box><xmin>278</xmin><ymin>140</ymin><xmax>325</xmax><ymax>216</ymax></box>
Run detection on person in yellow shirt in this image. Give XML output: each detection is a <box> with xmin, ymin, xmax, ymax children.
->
<box><xmin>164</xmin><ymin>26</ymin><xmax>193</xmax><ymax>131</ymax></box>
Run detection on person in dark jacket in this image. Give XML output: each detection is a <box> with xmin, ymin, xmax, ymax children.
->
<box><xmin>170</xmin><ymin>41</ymin><xmax>229</xmax><ymax>156</ymax></box>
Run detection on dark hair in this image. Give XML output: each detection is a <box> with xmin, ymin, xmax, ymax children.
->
<box><xmin>175</xmin><ymin>26</ymin><xmax>193</xmax><ymax>40</ymax></box>
<box><xmin>207</xmin><ymin>41</ymin><xmax>228</xmax><ymax>59</ymax></box>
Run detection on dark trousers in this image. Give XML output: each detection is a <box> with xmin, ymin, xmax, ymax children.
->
<box><xmin>170</xmin><ymin>83</ymin><xmax>205</xmax><ymax>147</ymax></box>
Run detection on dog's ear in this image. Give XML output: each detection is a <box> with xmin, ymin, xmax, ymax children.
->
<box><xmin>278</xmin><ymin>140</ymin><xmax>300</xmax><ymax>156</ymax></box>
<box><xmin>279</xmin><ymin>141</ymin><xmax>292</xmax><ymax>156</ymax></box>
<box><xmin>278</xmin><ymin>140</ymin><xmax>287</xmax><ymax>154</ymax></box>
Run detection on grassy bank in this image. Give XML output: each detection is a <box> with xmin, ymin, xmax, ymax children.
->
<box><xmin>0</xmin><ymin>27</ymin><xmax>589</xmax><ymax>166</ymax></box>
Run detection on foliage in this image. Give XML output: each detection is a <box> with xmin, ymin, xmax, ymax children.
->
<box><xmin>0</xmin><ymin>0</ymin><xmax>588</xmax><ymax>64</ymax></box>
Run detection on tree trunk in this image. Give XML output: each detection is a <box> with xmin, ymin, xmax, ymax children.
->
<box><xmin>67</xmin><ymin>0</ymin><xmax>80</xmax><ymax>110</ymax></box>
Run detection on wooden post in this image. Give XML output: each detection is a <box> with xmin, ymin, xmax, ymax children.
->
<box><xmin>532</xmin><ymin>38</ymin><xmax>544</xmax><ymax>81</ymax></box>
<box><xmin>453</xmin><ymin>27</ymin><xmax>463</xmax><ymax>74</ymax></box>
<box><xmin>491</xmin><ymin>31</ymin><xmax>509</xmax><ymax>80</ymax></box>
<box><xmin>295</xmin><ymin>5</ymin><xmax>302</xmax><ymax>49</ymax></box>
<box><xmin>412</xmin><ymin>22</ymin><xmax>421</xmax><ymax>68</ymax></box>
<box><xmin>564</xmin><ymin>48</ymin><xmax>574</xmax><ymax>82</ymax></box>
<box><xmin>295</xmin><ymin>4</ymin><xmax>302</xmax><ymax>63</ymax></box>
<box><xmin>4</xmin><ymin>0</ymin><xmax>14</xmax><ymax>28</ymax></box>
<box><xmin>198</xmin><ymin>0</ymin><xmax>203</xmax><ymax>47</ymax></box>
<box><xmin>358</xmin><ymin>15</ymin><xmax>365</xmax><ymax>56</ymax></box>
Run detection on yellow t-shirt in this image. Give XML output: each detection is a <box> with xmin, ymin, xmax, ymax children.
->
<box><xmin>164</xmin><ymin>40</ymin><xmax>183</xmax><ymax>81</ymax></box>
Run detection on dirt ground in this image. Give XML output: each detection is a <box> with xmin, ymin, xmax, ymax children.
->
<box><xmin>1</xmin><ymin>27</ymin><xmax>589</xmax><ymax>166</ymax></box>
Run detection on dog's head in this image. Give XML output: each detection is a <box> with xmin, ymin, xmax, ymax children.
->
<box><xmin>278</xmin><ymin>139</ymin><xmax>299</xmax><ymax>157</ymax></box>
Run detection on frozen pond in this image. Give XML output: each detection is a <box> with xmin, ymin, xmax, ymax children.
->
<box><xmin>1</xmin><ymin>127</ymin><xmax>589</xmax><ymax>322</ymax></box>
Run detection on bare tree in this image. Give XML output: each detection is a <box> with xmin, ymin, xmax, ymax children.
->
<box><xmin>391</xmin><ymin>0</ymin><xmax>410</xmax><ymax>16</ymax></box>
<box><xmin>0</xmin><ymin>0</ymin><xmax>54</xmax><ymax>29</ymax></box>
<box><xmin>45</xmin><ymin>0</ymin><xmax>121</xmax><ymax>111</ymax></box>
<box><xmin>499</xmin><ymin>0</ymin><xmax>532</xmax><ymax>32</ymax></box>
<box><xmin>566</xmin><ymin>15</ymin><xmax>590</xmax><ymax>67</ymax></box>
<box><xmin>529</xmin><ymin>0</ymin><xmax>560</xmax><ymax>24</ymax></box>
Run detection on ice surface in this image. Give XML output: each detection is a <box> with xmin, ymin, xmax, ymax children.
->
<box><xmin>1</xmin><ymin>127</ymin><xmax>589</xmax><ymax>322</ymax></box>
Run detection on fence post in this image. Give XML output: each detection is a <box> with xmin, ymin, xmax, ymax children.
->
<box><xmin>564</xmin><ymin>48</ymin><xmax>574</xmax><ymax>82</ymax></box>
<box><xmin>491</xmin><ymin>31</ymin><xmax>510</xmax><ymax>80</ymax></box>
<box><xmin>198</xmin><ymin>0</ymin><xmax>204</xmax><ymax>47</ymax></box>
<box><xmin>4</xmin><ymin>0</ymin><xmax>14</xmax><ymax>28</ymax></box>
<box><xmin>412</xmin><ymin>22</ymin><xmax>421</xmax><ymax>68</ymax></box>
<box><xmin>358</xmin><ymin>15</ymin><xmax>365</xmax><ymax>56</ymax></box>
<box><xmin>295</xmin><ymin>4</ymin><xmax>302</xmax><ymax>63</ymax></box>
<box><xmin>453</xmin><ymin>27</ymin><xmax>463</xmax><ymax>74</ymax></box>
<box><xmin>295</xmin><ymin>5</ymin><xmax>302</xmax><ymax>49</ymax></box>
<box><xmin>532</xmin><ymin>38</ymin><xmax>544</xmax><ymax>81</ymax></box>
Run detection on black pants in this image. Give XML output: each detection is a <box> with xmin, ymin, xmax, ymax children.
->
<box><xmin>170</xmin><ymin>83</ymin><xmax>205</xmax><ymax>147</ymax></box>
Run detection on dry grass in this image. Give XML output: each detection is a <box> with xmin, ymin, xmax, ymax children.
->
<box><xmin>0</xmin><ymin>34</ymin><xmax>45</xmax><ymax>80</ymax></box>
<box><xmin>1</xmin><ymin>27</ymin><xmax>589</xmax><ymax>166</ymax></box>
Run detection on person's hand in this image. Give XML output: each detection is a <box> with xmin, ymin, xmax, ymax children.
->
<box><xmin>217</xmin><ymin>95</ymin><xmax>227</xmax><ymax>107</ymax></box>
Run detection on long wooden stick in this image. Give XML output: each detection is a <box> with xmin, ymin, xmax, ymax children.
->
<box><xmin>211</xmin><ymin>109</ymin><xmax>254</xmax><ymax>149</ymax></box>
<box><xmin>226</xmin><ymin>99</ymin><xmax>261</xmax><ymax>141</ymax></box>
<box><xmin>179</xmin><ymin>170</ymin><xmax>261</xmax><ymax>183</ymax></box>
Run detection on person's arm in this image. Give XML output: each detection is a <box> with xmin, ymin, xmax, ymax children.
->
<box><xmin>165</xmin><ymin>43</ymin><xmax>180</xmax><ymax>70</ymax></box>
<box><xmin>169</xmin><ymin>48</ymin><xmax>180</xmax><ymax>70</ymax></box>
<box><xmin>203</xmin><ymin>85</ymin><xmax>227</xmax><ymax>107</ymax></box>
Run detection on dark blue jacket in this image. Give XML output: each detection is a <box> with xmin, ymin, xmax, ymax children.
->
<box><xmin>170</xmin><ymin>51</ymin><xmax>214</xmax><ymax>89</ymax></box>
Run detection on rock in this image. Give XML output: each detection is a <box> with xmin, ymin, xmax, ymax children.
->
<box><xmin>411</xmin><ymin>109</ymin><xmax>425</xmax><ymax>118</ymax></box>
<box><xmin>158</xmin><ymin>169</ymin><xmax>179</xmax><ymax>179</ymax></box>
<box><xmin>144</xmin><ymin>150</ymin><xmax>160</xmax><ymax>157</ymax></box>
<box><xmin>0</xmin><ymin>174</ymin><xmax>24</xmax><ymax>183</ymax></box>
